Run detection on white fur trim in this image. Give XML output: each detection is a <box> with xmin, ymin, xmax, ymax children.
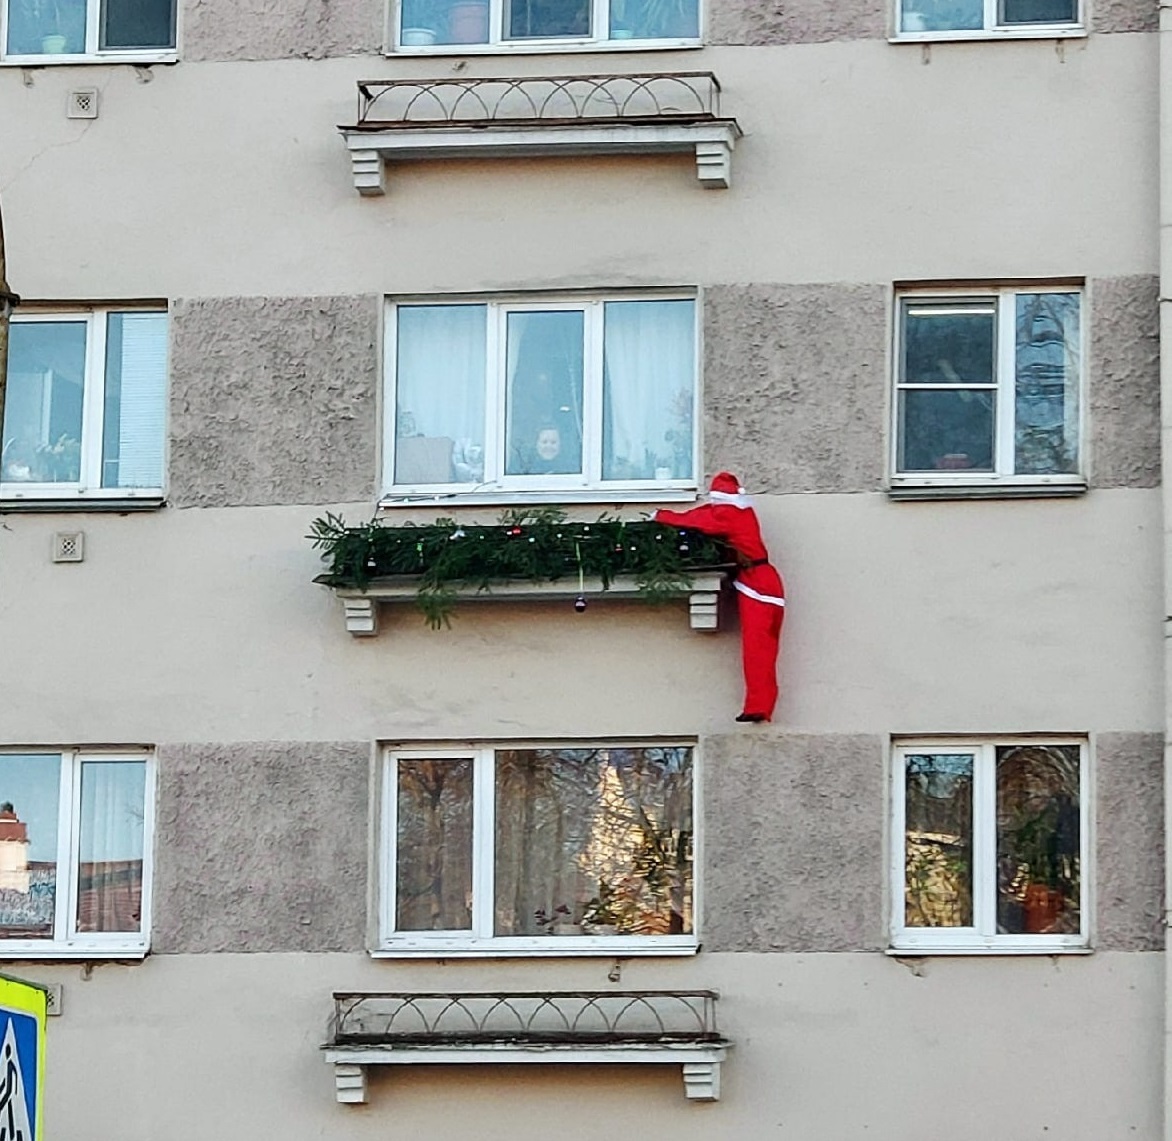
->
<box><xmin>734</xmin><ymin>581</ymin><xmax>786</xmax><ymax>607</ymax></box>
<box><xmin>710</xmin><ymin>489</ymin><xmax>752</xmax><ymax>509</ymax></box>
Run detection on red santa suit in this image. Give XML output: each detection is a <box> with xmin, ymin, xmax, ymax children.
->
<box><xmin>655</xmin><ymin>472</ymin><xmax>785</xmax><ymax>722</ymax></box>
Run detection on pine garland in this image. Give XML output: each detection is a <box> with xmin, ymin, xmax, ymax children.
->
<box><xmin>309</xmin><ymin>507</ymin><xmax>731</xmax><ymax>628</ymax></box>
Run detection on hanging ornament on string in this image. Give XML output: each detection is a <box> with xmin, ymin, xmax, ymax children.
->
<box><xmin>574</xmin><ymin>540</ymin><xmax>587</xmax><ymax>612</ymax></box>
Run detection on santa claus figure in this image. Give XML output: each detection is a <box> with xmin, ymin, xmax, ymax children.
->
<box><xmin>655</xmin><ymin>472</ymin><xmax>785</xmax><ymax>723</ymax></box>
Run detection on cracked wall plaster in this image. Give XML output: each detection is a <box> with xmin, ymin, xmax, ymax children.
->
<box><xmin>153</xmin><ymin>742</ymin><xmax>370</xmax><ymax>953</ymax></box>
<box><xmin>169</xmin><ymin>296</ymin><xmax>379</xmax><ymax>508</ymax></box>
<box><xmin>183</xmin><ymin>0</ymin><xmax>382</xmax><ymax>61</ymax></box>
<box><xmin>1090</xmin><ymin>276</ymin><xmax>1160</xmax><ymax>489</ymax></box>
<box><xmin>1097</xmin><ymin>732</ymin><xmax>1163</xmax><ymax>951</ymax></box>
<box><xmin>703</xmin><ymin>732</ymin><xmax>885</xmax><ymax>951</ymax></box>
<box><xmin>703</xmin><ymin>284</ymin><xmax>888</xmax><ymax>494</ymax></box>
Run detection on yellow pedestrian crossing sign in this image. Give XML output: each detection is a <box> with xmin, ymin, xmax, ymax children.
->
<box><xmin>0</xmin><ymin>977</ymin><xmax>46</xmax><ymax>1141</ymax></box>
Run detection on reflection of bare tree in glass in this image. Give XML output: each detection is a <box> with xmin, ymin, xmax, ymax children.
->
<box><xmin>495</xmin><ymin>748</ymin><xmax>692</xmax><ymax>937</ymax></box>
<box><xmin>396</xmin><ymin>760</ymin><xmax>473</xmax><ymax>931</ymax></box>
<box><xmin>904</xmin><ymin>754</ymin><xmax>973</xmax><ymax>928</ymax></box>
<box><xmin>996</xmin><ymin>744</ymin><xmax>1080</xmax><ymax>934</ymax></box>
<box><xmin>1014</xmin><ymin>293</ymin><xmax>1080</xmax><ymax>476</ymax></box>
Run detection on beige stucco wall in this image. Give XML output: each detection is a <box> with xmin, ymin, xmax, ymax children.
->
<box><xmin>13</xmin><ymin>950</ymin><xmax>1161</xmax><ymax>1140</ymax></box>
<box><xmin>0</xmin><ymin>36</ymin><xmax>1156</xmax><ymax>301</ymax></box>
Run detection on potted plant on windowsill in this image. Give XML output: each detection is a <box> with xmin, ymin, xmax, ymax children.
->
<box><xmin>399</xmin><ymin>0</ymin><xmax>444</xmax><ymax>43</ymax></box>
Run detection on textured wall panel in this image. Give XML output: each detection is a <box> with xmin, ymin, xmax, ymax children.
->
<box><xmin>709</xmin><ymin>0</ymin><xmax>885</xmax><ymax>44</ymax></box>
<box><xmin>702</xmin><ymin>284</ymin><xmax>887</xmax><ymax>494</ymax></box>
<box><xmin>1093</xmin><ymin>0</ymin><xmax>1157</xmax><ymax>33</ymax></box>
<box><xmin>170</xmin><ymin>296</ymin><xmax>379</xmax><ymax>507</ymax></box>
<box><xmin>183</xmin><ymin>0</ymin><xmax>382</xmax><ymax>61</ymax></box>
<box><xmin>153</xmin><ymin>741</ymin><xmax>370</xmax><ymax>953</ymax></box>
<box><xmin>703</xmin><ymin>732</ymin><xmax>885</xmax><ymax>951</ymax></box>
<box><xmin>1096</xmin><ymin>732</ymin><xmax>1163</xmax><ymax>950</ymax></box>
<box><xmin>1090</xmin><ymin>275</ymin><xmax>1159</xmax><ymax>489</ymax></box>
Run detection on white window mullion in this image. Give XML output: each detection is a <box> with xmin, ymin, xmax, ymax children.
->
<box><xmin>86</xmin><ymin>0</ymin><xmax>101</xmax><ymax>53</ymax></box>
<box><xmin>890</xmin><ymin>749</ymin><xmax>910</xmax><ymax>945</ymax></box>
<box><xmin>984</xmin><ymin>0</ymin><xmax>999</xmax><ymax>29</ymax></box>
<box><xmin>58</xmin><ymin>753</ymin><xmax>81</xmax><ymax>942</ymax></box>
<box><xmin>582</xmin><ymin>302</ymin><xmax>605</xmax><ymax>486</ymax></box>
<box><xmin>1078</xmin><ymin>741</ymin><xmax>1090</xmax><ymax>943</ymax></box>
<box><xmin>994</xmin><ymin>294</ymin><xmax>1017</xmax><ymax>477</ymax></box>
<box><xmin>594</xmin><ymin>0</ymin><xmax>610</xmax><ymax>39</ymax></box>
<box><xmin>382</xmin><ymin>305</ymin><xmax>400</xmax><ymax>498</ymax></box>
<box><xmin>80</xmin><ymin>311</ymin><xmax>108</xmax><ymax>491</ymax></box>
<box><xmin>489</xmin><ymin>0</ymin><xmax>504</xmax><ymax>43</ymax></box>
<box><xmin>485</xmin><ymin>306</ymin><xmax>504</xmax><ymax>486</ymax></box>
<box><xmin>381</xmin><ymin>756</ymin><xmax>400</xmax><ymax>943</ymax></box>
<box><xmin>472</xmin><ymin>749</ymin><xmax>496</xmax><ymax>939</ymax></box>
<box><xmin>971</xmin><ymin>745</ymin><xmax>997</xmax><ymax>938</ymax></box>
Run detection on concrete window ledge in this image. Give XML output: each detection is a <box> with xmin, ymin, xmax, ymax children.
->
<box><xmin>323</xmin><ymin>991</ymin><xmax>731</xmax><ymax>1105</ymax></box>
<box><xmin>887</xmin><ymin>481</ymin><xmax>1088</xmax><ymax>502</ymax></box>
<box><xmin>321</xmin><ymin>571</ymin><xmax>728</xmax><ymax>637</ymax></box>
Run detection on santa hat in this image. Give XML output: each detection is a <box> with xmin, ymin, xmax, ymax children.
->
<box><xmin>709</xmin><ymin>471</ymin><xmax>752</xmax><ymax>508</ymax></box>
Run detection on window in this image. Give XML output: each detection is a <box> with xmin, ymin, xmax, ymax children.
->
<box><xmin>892</xmin><ymin>287</ymin><xmax>1082</xmax><ymax>491</ymax></box>
<box><xmin>895</xmin><ymin>0</ymin><xmax>1080</xmax><ymax>36</ymax></box>
<box><xmin>892</xmin><ymin>740</ymin><xmax>1087</xmax><ymax>952</ymax></box>
<box><xmin>1</xmin><ymin>308</ymin><xmax>167</xmax><ymax>502</ymax></box>
<box><xmin>394</xmin><ymin>0</ymin><xmax>700</xmax><ymax>49</ymax></box>
<box><xmin>0</xmin><ymin>751</ymin><xmax>154</xmax><ymax>957</ymax></box>
<box><xmin>1</xmin><ymin>0</ymin><xmax>175</xmax><ymax>60</ymax></box>
<box><xmin>386</xmin><ymin>295</ymin><xmax>697</xmax><ymax>499</ymax></box>
<box><xmin>381</xmin><ymin>744</ymin><xmax>696</xmax><ymax>954</ymax></box>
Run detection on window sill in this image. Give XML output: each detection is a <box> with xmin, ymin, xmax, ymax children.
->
<box><xmin>887</xmin><ymin>945</ymin><xmax>1091</xmax><ymax>956</ymax></box>
<box><xmin>887</xmin><ymin>479</ymin><xmax>1087</xmax><ymax>501</ymax></box>
<box><xmin>379</xmin><ymin>487</ymin><xmax>698</xmax><ymax>509</ymax></box>
<box><xmin>0</xmin><ymin>52</ymin><xmax>177</xmax><ymax>66</ymax></box>
<box><xmin>387</xmin><ymin>38</ymin><xmax>701</xmax><ymax>56</ymax></box>
<box><xmin>0</xmin><ymin>946</ymin><xmax>148</xmax><ymax>960</ymax></box>
<box><xmin>372</xmin><ymin>941</ymin><xmax>700</xmax><ymax>958</ymax></box>
<box><xmin>0</xmin><ymin>494</ymin><xmax>165</xmax><ymax>513</ymax></box>
<box><xmin>889</xmin><ymin>26</ymin><xmax>1085</xmax><ymax>41</ymax></box>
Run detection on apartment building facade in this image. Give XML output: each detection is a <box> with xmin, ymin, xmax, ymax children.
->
<box><xmin>0</xmin><ymin>0</ymin><xmax>1164</xmax><ymax>1132</ymax></box>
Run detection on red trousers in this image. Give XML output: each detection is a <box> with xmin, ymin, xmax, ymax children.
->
<box><xmin>737</xmin><ymin>585</ymin><xmax>785</xmax><ymax>721</ymax></box>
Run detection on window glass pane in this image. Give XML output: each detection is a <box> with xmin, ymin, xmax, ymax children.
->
<box><xmin>494</xmin><ymin>746</ymin><xmax>693</xmax><ymax>938</ymax></box>
<box><xmin>100</xmin><ymin>0</ymin><xmax>174</xmax><ymax>47</ymax></box>
<box><xmin>5</xmin><ymin>0</ymin><xmax>86</xmax><ymax>54</ymax></box>
<box><xmin>2</xmin><ymin>321</ymin><xmax>87</xmax><ymax>485</ymax></box>
<box><xmin>402</xmin><ymin>0</ymin><xmax>489</xmax><ymax>44</ymax></box>
<box><xmin>897</xmin><ymin>389</ymin><xmax>995</xmax><ymax>472</ymax></box>
<box><xmin>904</xmin><ymin>753</ymin><xmax>973</xmax><ymax>928</ymax></box>
<box><xmin>505</xmin><ymin>311</ymin><xmax>584</xmax><ymax>477</ymax></box>
<box><xmin>76</xmin><ymin>761</ymin><xmax>146</xmax><ymax>934</ymax></box>
<box><xmin>1000</xmin><ymin>0</ymin><xmax>1076</xmax><ymax>21</ymax></box>
<box><xmin>505</xmin><ymin>0</ymin><xmax>589</xmax><ymax>38</ymax></box>
<box><xmin>602</xmin><ymin>300</ymin><xmax>694</xmax><ymax>481</ymax></box>
<box><xmin>395</xmin><ymin>306</ymin><xmax>486</xmax><ymax>486</ymax></box>
<box><xmin>395</xmin><ymin>759</ymin><xmax>474</xmax><ymax>931</ymax></box>
<box><xmin>1014</xmin><ymin>293</ymin><xmax>1080</xmax><ymax>476</ymax></box>
<box><xmin>611</xmin><ymin>0</ymin><xmax>699</xmax><ymax>37</ymax></box>
<box><xmin>0</xmin><ymin>755</ymin><xmax>60</xmax><ymax>940</ymax></box>
<box><xmin>102</xmin><ymin>313</ymin><xmax>167</xmax><ymax>489</ymax></box>
<box><xmin>996</xmin><ymin>745</ymin><xmax>1080</xmax><ymax>935</ymax></box>
<box><xmin>899</xmin><ymin>0</ymin><xmax>983</xmax><ymax>29</ymax></box>
<box><xmin>901</xmin><ymin>302</ymin><xmax>996</xmax><ymax>386</ymax></box>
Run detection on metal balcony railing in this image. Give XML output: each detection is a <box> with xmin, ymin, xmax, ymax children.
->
<box><xmin>327</xmin><ymin>990</ymin><xmax>724</xmax><ymax>1047</ymax></box>
<box><xmin>351</xmin><ymin>72</ymin><xmax>726</xmax><ymax>129</ymax></box>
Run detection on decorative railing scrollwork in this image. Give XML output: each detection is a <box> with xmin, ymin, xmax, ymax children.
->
<box><xmin>353</xmin><ymin>72</ymin><xmax>725</xmax><ymax>128</ymax></box>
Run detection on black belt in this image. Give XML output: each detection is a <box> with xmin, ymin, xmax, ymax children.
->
<box><xmin>739</xmin><ymin>557</ymin><xmax>769</xmax><ymax>569</ymax></box>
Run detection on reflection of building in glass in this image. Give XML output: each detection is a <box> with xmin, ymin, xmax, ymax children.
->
<box><xmin>0</xmin><ymin>803</ymin><xmax>29</xmax><ymax>894</ymax></box>
<box><xmin>76</xmin><ymin>860</ymin><xmax>143</xmax><ymax>934</ymax></box>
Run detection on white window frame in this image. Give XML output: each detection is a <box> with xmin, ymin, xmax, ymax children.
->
<box><xmin>0</xmin><ymin>0</ymin><xmax>177</xmax><ymax>63</ymax></box>
<box><xmin>890</xmin><ymin>738</ymin><xmax>1090</xmax><ymax>955</ymax></box>
<box><xmin>388</xmin><ymin>0</ymin><xmax>702</xmax><ymax>54</ymax></box>
<box><xmin>1</xmin><ymin>306</ymin><xmax>167</xmax><ymax>505</ymax></box>
<box><xmin>377</xmin><ymin>743</ymin><xmax>700</xmax><ymax>957</ymax></box>
<box><xmin>0</xmin><ymin>749</ymin><xmax>156</xmax><ymax>959</ymax></box>
<box><xmin>891</xmin><ymin>0</ymin><xmax>1084</xmax><ymax>40</ymax></box>
<box><xmin>889</xmin><ymin>285</ymin><xmax>1085</xmax><ymax>494</ymax></box>
<box><xmin>382</xmin><ymin>292</ymin><xmax>700</xmax><ymax>506</ymax></box>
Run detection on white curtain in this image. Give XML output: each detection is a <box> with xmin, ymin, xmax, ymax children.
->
<box><xmin>106</xmin><ymin>312</ymin><xmax>168</xmax><ymax>489</ymax></box>
<box><xmin>603</xmin><ymin>300</ymin><xmax>694</xmax><ymax>481</ymax></box>
<box><xmin>395</xmin><ymin>305</ymin><xmax>486</xmax><ymax>484</ymax></box>
<box><xmin>76</xmin><ymin>761</ymin><xmax>145</xmax><ymax>934</ymax></box>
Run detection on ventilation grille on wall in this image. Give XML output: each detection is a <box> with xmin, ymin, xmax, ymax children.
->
<box><xmin>67</xmin><ymin>88</ymin><xmax>99</xmax><ymax>119</ymax></box>
<box><xmin>52</xmin><ymin>532</ymin><xmax>84</xmax><ymax>563</ymax></box>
